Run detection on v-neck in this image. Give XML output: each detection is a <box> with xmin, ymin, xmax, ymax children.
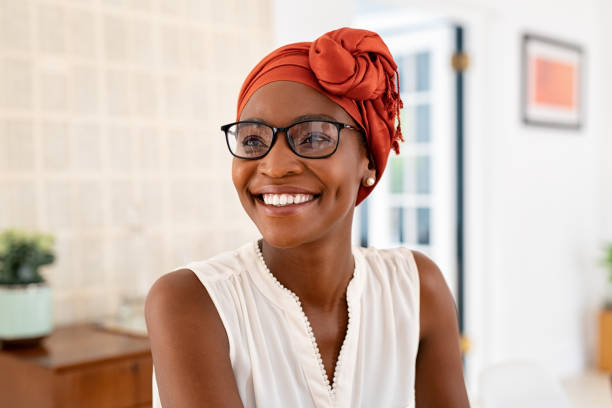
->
<box><xmin>251</xmin><ymin>240</ymin><xmax>366</xmax><ymax>407</ymax></box>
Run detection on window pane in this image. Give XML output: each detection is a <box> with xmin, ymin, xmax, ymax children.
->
<box><xmin>400</xmin><ymin>54</ymin><xmax>416</xmax><ymax>93</ymax></box>
<box><xmin>399</xmin><ymin>107</ymin><xmax>413</xmax><ymax>143</ymax></box>
<box><xmin>390</xmin><ymin>207</ymin><xmax>405</xmax><ymax>243</ymax></box>
<box><xmin>415</xmin><ymin>104</ymin><xmax>430</xmax><ymax>143</ymax></box>
<box><xmin>416</xmin><ymin>155</ymin><xmax>431</xmax><ymax>194</ymax></box>
<box><xmin>417</xmin><ymin>207</ymin><xmax>430</xmax><ymax>245</ymax></box>
<box><xmin>390</xmin><ymin>156</ymin><xmax>404</xmax><ymax>194</ymax></box>
<box><xmin>415</xmin><ymin>51</ymin><xmax>430</xmax><ymax>92</ymax></box>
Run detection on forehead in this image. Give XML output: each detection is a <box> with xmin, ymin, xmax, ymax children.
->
<box><xmin>239</xmin><ymin>81</ymin><xmax>357</xmax><ymax>127</ymax></box>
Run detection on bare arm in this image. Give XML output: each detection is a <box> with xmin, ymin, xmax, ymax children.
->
<box><xmin>145</xmin><ymin>269</ymin><xmax>244</xmax><ymax>407</ymax></box>
<box><xmin>412</xmin><ymin>251</ymin><xmax>470</xmax><ymax>408</ymax></box>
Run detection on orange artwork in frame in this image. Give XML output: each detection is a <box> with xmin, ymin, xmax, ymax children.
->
<box><xmin>522</xmin><ymin>33</ymin><xmax>583</xmax><ymax>129</ymax></box>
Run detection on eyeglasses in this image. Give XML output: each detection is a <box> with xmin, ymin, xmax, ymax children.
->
<box><xmin>220</xmin><ymin>119</ymin><xmax>363</xmax><ymax>160</ymax></box>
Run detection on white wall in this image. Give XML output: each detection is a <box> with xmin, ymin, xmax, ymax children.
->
<box><xmin>601</xmin><ymin>1</ymin><xmax>612</xmax><ymax>242</ymax></box>
<box><xmin>274</xmin><ymin>0</ymin><xmax>611</xmax><ymax>400</ymax></box>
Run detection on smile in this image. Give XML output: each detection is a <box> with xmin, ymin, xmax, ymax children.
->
<box><xmin>262</xmin><ymin>193</ymin><xmax>315</xmax><ymax>207</ymax></box>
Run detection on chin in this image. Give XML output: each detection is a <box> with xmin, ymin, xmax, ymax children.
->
<box><xmin>257</xmin><ymin>226</ymin><xmax>314</xmax><ymax>249</ymax></box>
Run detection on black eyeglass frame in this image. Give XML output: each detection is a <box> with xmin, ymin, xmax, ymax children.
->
<box><xmin>220</xmin><ymin>119</ymin><xmax>364</xmax><ymax>160</ymax></box>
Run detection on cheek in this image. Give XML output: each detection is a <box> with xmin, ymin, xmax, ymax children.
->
<box><xmin>231</xmin><ymin>160</ymin><xmax>252</xmax><ymax>196</ymax></box>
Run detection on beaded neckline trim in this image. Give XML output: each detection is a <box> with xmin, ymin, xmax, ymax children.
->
<box><xmin>254</xmin><ymin>240</ymin><xmax>357</xmax><ymax>399</ymax></box>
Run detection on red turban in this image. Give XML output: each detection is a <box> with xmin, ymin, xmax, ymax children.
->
<box><xmin>236</xmin><ymin>27</ymin><xmax>403</xmax><ymax>205</ymax></box>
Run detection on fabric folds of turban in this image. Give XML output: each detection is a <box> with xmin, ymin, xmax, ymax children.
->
<box><xmin>236</xmin><ymin>27</ymin><xmax>404</xmax><ymax>205</ymax></box>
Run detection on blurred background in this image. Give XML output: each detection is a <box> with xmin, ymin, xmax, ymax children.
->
<box><xmin>0</xmin><ymin>0</ymin><xmax>611</xmax><ymax>406</ymax></box>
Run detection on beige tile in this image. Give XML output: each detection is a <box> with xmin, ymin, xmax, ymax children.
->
<box><xmin>72</xmin><ymin>122</ymin><xmax>103</xmax><ymax>171</ymax></box>
<box><xmin>0</xmin><ymin>181</ymin><xmax>38</xmax><ymax>229</ymax></box>
<box><xmin>211</xmin><ymin>0</ymin><xmax>230</xmax><ymax>25</ymax></box>
<box><xmin>186</xmin><ymin>29</ymin><xmax>211</xmax><ymax>72</ymax></box>
<box><xmin>0</xmin><ymin>57</ymin><xmax>33</xmax><ymax>110</ymax></box>
<box><xmin>43</xmin><ymin>179</ymin><xmax>73</xmax><ymax>230</ymax></box>
<box><xmin>37</xmin><ymin>3</ymin><xmax>66</xmax><ymax>54</ymax></box>
<box><xmin>134</xmin><ymin>126</ymin><xmax>162</xmax><ymax>171</ymax></box>
<box><xmin>67</xmin><ymin>8</ymin><xmax>97</xmax><ymax>58</ymax></box>
<box><xmin>191</xmin><ymin>127</ymin><xmax>214</xmax><ymax>170</ymax></box>
<box><xmin>128</xmin><ymin>18</ymin><xmax>155</xmax><ymax>66</ymax></box>
<box><xmin>164</xmin><ymin>76</ymin><xmax>192</xmax><ymax>119</ymax></box>
<box><xmin>165</xmin><ymin>127</ymin><xmax>191</xmax><ymax>171</ymax></box>
<box><xmin>0</xmin><ymin>119</ymin><xmax>35</xmax><ymax>172</ymax></box>
<box><xmin>160</xmin><ymin>24</ymin><xmax>185</xmax><ymax>69</ymax></box>
<box><xmin>110</xmin><ymin>179</ymin><xmax>138</xmax><ymax>227</ymax></box>
<box><xmin>72</xmin><ymin>234</ymin><xmax>108</xmax><ymax>287</ymax></box>
<box><xmin>71</xmin><ymin>65</ymin><xmax>100</xmax><ymax>115</ymax></box>
<box><xmin>40</xmin><ymin>68</ymin><xmax>68</xmax><ymax>112</ymax></box>
<box><xmin>184</xmin><ymin>0</ymin><xmax>211</xmax><ymax>23</ymax></box>
<box><xmin>168</xmin><ymin>230</ymin><xmax>198</xmax><ymax>268</ymax></box>
<box><xmin>140</xmin><ymin>180</ymin><xmax>163</xmax><ymax>226</ymax></box>
<box><xmin>109</xmin><ymin>234</ymin><xmax>150</xmax><ymax>288</ymax></box>
<box><xmin>131</xmin><ymin>71</ymin><xmax>159</xmax><ymax>118</ymax></box>
<box><xmin>0</xmin><ymin>0</ymin><xmax>31</xmax><ymax>52</ymax></box>
<box><xmin>42</xmin><ymin>121</ymin><xmax>71</xmax><ymax>171</ymax></box>
<box><xmin>101</xmin><ymin>0</ymin><xmax>129</xmax><ymax>8</ymax></box>
<box><xmin>106</xmin><ymin>125</ymin><xmax>134</xmax><ymax>172</ymax></box>
<box><xmin>103</xmin><ymin>14</ymin><xmax>129</xmax><ymax>61</ymax></box>
<box><xmin>159</xmin><ymin>0</ymin><xmax>185</xmax><ymax>17</ymax></box>
<box><xmin>127</xmin><ymin>0</ymin><xmax>153</xmax><ymax>12</ymax></box>
<box><xmin>105</xmin><ymin>69</ymin><xmax>132</xmax><ymax>117</ymax></box>
<box><xmin>169</xmin><ymin>179</ymin><xmax>208</xmax><ymax>225</ymax></box>
<box><xmin>0</xmin><ymin>0</ymin><xmax>274</xmax><ymax>327</ymax></box>
<box><xmin>73</xmin><ymin>180</ymin><xmax>105</xmax><ymax>228</ymax></box>
<box><xmin>190</xmin><ymin>78</ymin><xmax>211</xmax><ymax>122</ymax></box>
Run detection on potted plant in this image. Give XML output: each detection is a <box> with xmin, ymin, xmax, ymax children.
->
<box><xmin>0</xmin><ymin>229</ymin><xmax>55</xmax><ymax>348</ymax></box>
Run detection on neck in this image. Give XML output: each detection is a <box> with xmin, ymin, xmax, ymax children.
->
<box><xmin>259</xmin><ymin>230</ymin><xmax>355</xmax><ymax>311</ymax></box>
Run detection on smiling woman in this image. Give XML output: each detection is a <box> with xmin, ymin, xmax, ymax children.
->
<box><xmin>145</xmin><ymin>27</ymin><xmax>470</xmax><ymax>408</ymax></box>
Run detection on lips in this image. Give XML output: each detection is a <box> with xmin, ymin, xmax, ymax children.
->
<box><xmin>250</xmin><ymin>185</ymin><xmax>321</xmax><ymax>212</ymax></box>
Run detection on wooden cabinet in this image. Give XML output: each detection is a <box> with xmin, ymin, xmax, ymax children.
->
<box><xmin>599</xmin><ymin>309</ymin><xmax>612</xmax><ymax>372</ymax></box>
<box><xmin>0</xmin><ymin>324</ymin><xmax>152</xmax><ymax>408</ymax></box>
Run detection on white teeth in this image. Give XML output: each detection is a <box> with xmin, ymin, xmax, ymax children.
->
<box><xmin>262</xmin><ymin>193</ymin><xmax>315</xmax><ymax>206</ymax></box>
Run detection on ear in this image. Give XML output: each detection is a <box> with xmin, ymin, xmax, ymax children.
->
<box><xmin>360</xmin><ymin>148</ymin><xmax>376</xmax><ymax>179</ymax></box>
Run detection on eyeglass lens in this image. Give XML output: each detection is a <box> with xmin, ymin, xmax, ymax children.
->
<box><xmin>227</xmin><ymin>121</ymin><xmax>339</xmax><ymax>159</ymax></box>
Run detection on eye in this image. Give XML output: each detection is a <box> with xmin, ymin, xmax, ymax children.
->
<box><xmin>299</xmin><ymin>132</ymin><xmax>333</xmax><ymax>145</ymax></box>
<box><xmin>241</xmin><ymin>135</ymin><xmax>268</xmax><ymax>147</ymax></box>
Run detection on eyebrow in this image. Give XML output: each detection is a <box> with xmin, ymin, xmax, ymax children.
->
<box><xmin>242</xmin><ymin>114</ymin><xmax>339</xmax><ymax>124</ymax></box>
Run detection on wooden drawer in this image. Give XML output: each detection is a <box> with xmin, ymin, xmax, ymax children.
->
<box><xmin>0</xmin><ymin>324</ymin><xmax>153</xmax><ymax>408</ymax></box>
<box><xmin>55</xmin><ymin>356</ymin><xmax>152</xmax><ymax>407</ymax></box>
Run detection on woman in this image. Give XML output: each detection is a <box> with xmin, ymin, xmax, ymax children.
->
<box><xmin>146</xmin><ymin>27</ymin><xmax>470</xmax><ymax>407</ymax></box>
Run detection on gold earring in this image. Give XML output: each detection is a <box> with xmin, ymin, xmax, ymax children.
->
<box><xmin>364</xmin><ymin>176</ymin><xmax>375</xmax><ymax>187</ymax></box>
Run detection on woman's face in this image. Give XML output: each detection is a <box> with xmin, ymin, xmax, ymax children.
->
<box><xmin>233</xmin><ymin>81</ymin><xmax>373</xmax><ymax>248</ymax></box>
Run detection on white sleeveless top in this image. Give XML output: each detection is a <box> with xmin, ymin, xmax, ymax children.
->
<box><xmin>153</xmin><ymin>241</ymin><xmax>420</xmax><ymax>408</ymax></box>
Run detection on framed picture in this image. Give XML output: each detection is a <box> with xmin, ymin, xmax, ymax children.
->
<box><xmin>521</xmin><ymin>33</ymin><xmax>584</xmax><ymax>129</ymax></box>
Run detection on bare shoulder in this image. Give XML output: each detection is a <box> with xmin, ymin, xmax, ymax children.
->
<box><xmin>145</xmin><ymin>269</ymin><xmax>244</xmax><ymax>407</ymax></box>
<box><xmin>145</xmin><ymin>268</ymin><xmax>218</xmax><ymax>327</ymax></box>
<box><xmin>407</xmin><ymin>250</ymin><xmax>456</xmax><ymax>339</ymax></box>
<box><xmin>405</xmin><ymin>250</ymin><xmax>469</xmax><ymax>407</ymax></box>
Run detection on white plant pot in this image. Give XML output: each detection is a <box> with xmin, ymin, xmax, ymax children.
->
<box><xmin>0</xmin><ymin>283</ymin><xmax>53</xmax><ymax>346</ymax></box>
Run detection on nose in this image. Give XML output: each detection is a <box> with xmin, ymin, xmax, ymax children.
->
<box><xmin>257</xmin><ymin>130</ymin><xmax>302</xmax><ymax>178</ymax></box>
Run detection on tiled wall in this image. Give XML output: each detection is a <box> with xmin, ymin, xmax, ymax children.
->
<box><xmin>0</xmin><ymin>0</ymin><xmax>271</xmax><ymax>324</ymax></box>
